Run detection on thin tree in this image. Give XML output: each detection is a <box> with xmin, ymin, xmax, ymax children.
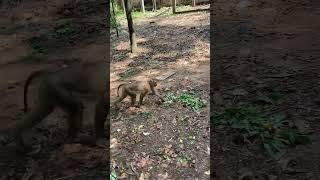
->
<box><xmin>121</xmin><ymin>0</ymin><xmax>126</xmax><ymax>14</ymax></box>
<box><xmin>172</xmin><ymin>0</ymin><xmax>176</xmax><ymax>14</ymax></box>
<box><xmin>152</xmin><ymin>0</ymin><xmax>157</xmax><ymax>11</ymax></box>
<box><xmin>192</xmin><ymin>0</ymin><xmax>196</xmax><ymax>7</ymax></box>
<box><xmin>141</xmin><ymin>0</ymin><xmax>145</xmax><ymax>13</ymax></box>
<box><xmin>124</xmin><ymin>0</ymin><xmax>137</xmax><ymax>53</ymax></box>
<box><xmin>111</xmin><ymin>0</ymin><xmax>119</xmax><ymax>37</ymax></box>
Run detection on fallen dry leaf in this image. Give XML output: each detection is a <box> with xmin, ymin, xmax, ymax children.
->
<box><xmin>137</xmin><ymin>156</ymin><xmax>153</xmax><ymax>168</ymax></box>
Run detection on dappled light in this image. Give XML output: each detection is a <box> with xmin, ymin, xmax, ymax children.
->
<box><xmin>110</xmin><ymin>7</ymin><xmax>210</xmax><ymax>179</ymax></box>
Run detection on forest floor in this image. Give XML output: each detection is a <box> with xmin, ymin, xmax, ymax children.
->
<box><xmin>0</xmin><ymin>0</ymin><xmax>210</xmax><ymax>179</ymax></box>
<box><xmin>2</xmin><ymin>0</ymin><xmax>318</xmax><ymax>179</ymax></box>
<box><xmin>0</xmin><ymin>0</ymin><xmax>108</xmax><ymax>179</ymax></box>
<box><xmin>212</xmin><ymin>0</ymin><xmax>320</xmax><ymax>179</ymax></box>
<box><xmin>110</xmin><ymin>5</ymin><xmax>210</xmax><ymax>180</ymax></box>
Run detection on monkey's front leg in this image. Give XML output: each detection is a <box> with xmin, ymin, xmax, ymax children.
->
<box><xmin>54</xmin><ymin>85</ymin><xmax>84</xmax><ymax>142</ymax></box>
<box><xmin>14</xmin><ymin>131</ymin><xmax>33</xmax><ymax>153</ymax></box>
<box><xmin>94</xmin><ymin>93</ymin><xmax>109</xmax><ymax>147</ymax></box>
<box><xmin>158</xmin><ymin>95</ymin><xmax>165</xmax><ymax>102</ymax></box>
<box><xmin>113</xmin><ymin>94</ymin><xmax>127</xmax><ymax>109</ymax></box>
<box><xmin>67</xmin><ymin>103</ymin><xmax>84</xmax><ymax>140</ymax></box>
<box><xmin>151</xmin><ymin>89</ymin><xmax>165</xmax><ymax>102</ymax></box>
<box><xmin>154</xmin><ymin>91</ymin><xmax>165</xmax><ymax>102</ymax></box>
<box><xmin>75</xmin><ymin>104</ymin><xmax>106</xmax><ymax>147</ymax></box>
<box><xmin>94</xmin><ymin>94</ymin><xmax>107</xmax><ymax>139</ymax></box>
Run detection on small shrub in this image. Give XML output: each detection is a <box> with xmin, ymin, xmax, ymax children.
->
<box><xmin>212</xmin><ymin>104</ymin><xmax>310</xmax><ymax>158</ymax></box>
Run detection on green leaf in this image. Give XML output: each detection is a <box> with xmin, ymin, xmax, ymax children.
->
<box><xmin>110</xmin><ymin>169</ymin><xmax>117</xmax><ymax>180</ymax></box>
<box><xmin>270</xmin><ymin>139</ymin><xmax>285</xmax><ymax>152</ymax></box>
<box><xmin>263</xmin><ymin>143</ymin><xmax>274</xmax><ymax>155</ymax></box>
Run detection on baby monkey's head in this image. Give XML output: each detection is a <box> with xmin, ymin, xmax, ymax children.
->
<box><xmin>148</xmin><ymin>78</ymin><xmax>158</xmax><ymax>87</ymax></box>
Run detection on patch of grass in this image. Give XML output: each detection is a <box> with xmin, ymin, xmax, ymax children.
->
<box><xmin>186</xmin><ymin>135</ymin><xmax>195</xmax><ymax>144</ymax></box>
<box><xmin>254</xmin><ymin>91</ymin><xmax>284</xmax><ymax>105</ymax></box>
<box><xmin>211</xmin><ymin>104</ymin><xmax>310</xmax><ymax>158</ymax></box>
<box><xmin>28</xmin><ymin>20</ymin><xmax>79</xmax><ymax>55</ymax></box>
<box><xmin>176</xmin><ymin>155</ymin><xmax>192</xmax><ymax>163</ymax></box>
<box><xmin>115</xmin><ymin>5</ymin><xmax>196</xmax><ymax>22</ymax></box>
<box><xmin>142</xmin><ymin>111</ymin><xmax>152</xmax><ymax>118</ymax></box>
<box><xmin>118</xmin><ymin>67</ymin><xmax>141</xmax><ymax>80</ymax></box>
<box><xmin>164</xmin><ymin>92</ymin><xmax>206</xmax><ymax>111</ymax></box>
<box><xmin>176</xmin><ymin>5</ymin><xmax>194</xmax><ymax>12</ymax></box>
<box><xmin>110</xmin><ymin>0</ymin><xmax>121</xmax><ymax>29</ymax></box>
<box><xmin>176</xmin><ymin>155</ymin><xmax>192</xmax><ymax>166</ymax></box>
<box><xmin>164</xmin><ymin>92</ymin><xmax>179</xmax><ymax>104</ymax></box>
<box><xmin>110</xmin><ymin>168</ymin><xmax>117</xmax><ymax>180</ymax></box>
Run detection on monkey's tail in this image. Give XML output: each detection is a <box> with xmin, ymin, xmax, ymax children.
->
<box><xmin>23</xmin><ymin>70</ymin><xmax>49</xmax><ymax>113</ymax></box>
<box><xmin>117</xmin><ymin>83</ymin><xmax>125</xmax><ymax>97</ymax></box>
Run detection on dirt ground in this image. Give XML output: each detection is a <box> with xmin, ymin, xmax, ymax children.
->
<box><xmin>0</xmin><ymin>0</ymin><xmax>210</xmax><ymax>179</ymax></box>
<box><xmin>2</xmin><ymin>0</ymin><xmax>318</xmax><ymax>179</ymax></box>
<box><xmin>110</xmin><ymin>6</ymin><xmax>210</xmax><ymax>180</ymax></box>
<box><xmin>0</xmin><ymin>0</ymin><xmax>108</xmax><ymax>179</ymax></box>
<box><xmin>212</xmin><ymin>0</ymin><xmax>320</xmax><ymax>179</ymax></box>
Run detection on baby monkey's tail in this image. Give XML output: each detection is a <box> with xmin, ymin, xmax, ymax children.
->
<box><xmin>117</xmin><ymin>83</ymin><xmax>125</xmax><ymax>97</ymax></box>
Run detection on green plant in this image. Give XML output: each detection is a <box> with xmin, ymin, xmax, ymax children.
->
<box><xmin>141</xmin><ymin>111</ymin><xmax>152</xmax><ymax>118</ymax></box>
<box><xmin>110</xmin><ymin>0</ymin><xmax>120</xmax><ymax>29</ymax></box>
<box><xmin>29</xmin><ymin>20</ymin><xmax>78</xmax><ymax>55</ymax></box>
<box><xmin>164</xmin><ymin>92</ymin><xmax>179</xmax><ymax>104</ymax></box>
<box><xmin>112</xmin><ymin>5</ymin><xmax>197</xmax><ymax>22</ymax></box>
<box><xmin>164</xmin><ymin>92</ymin><xmax>206</xmax><ymax>111</ymax></box>
<box><xmin>118</xmin><ymin>67</ymin><xmax>141</xmax><ymax>80</ymax></box>
<box><xmin>212</xmin><ymin>104</ymin><xmax>310</xmax><ymax>158</ymax></box>
<box><xmin>179</xmin><ymin>93</ymin><xmax>205</xmax><ymax>111</ymax></box>
<box><xmin>110</xmin><ymin>168</ymin><xmax>117</xmax><ymax>180</ymax></box>
<box><xmin>177</xmin><ymin>155</ymin><xmax>192</xmax><ymax>163</ymax></box>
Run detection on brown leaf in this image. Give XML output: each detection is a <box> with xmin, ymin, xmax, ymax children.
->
<box><xmin>137</xmin><ymin>156</ymin><xmax>153</xmax><ymax>168</ymax></box>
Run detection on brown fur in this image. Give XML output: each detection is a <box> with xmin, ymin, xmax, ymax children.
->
<box><xmin>114</xmin><ymin>78</ymin><xmax>164</xmax><ymax>108</ymax></box>
<box><xmin>1</xmin><ymin>61</ymin><xmax>109</xmax><ymax>151</ymax></box>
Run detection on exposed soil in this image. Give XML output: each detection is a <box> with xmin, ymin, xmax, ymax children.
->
<box><xmin>3</xmin><ymin>0</ymin><xmax>318</xmax><ymax>179</ymax></box>
<box><xmin>0</xmin><ymin>0</ymin><xmax>210</xmax><ymax>179</ymax></box>
<box><xmin>110</xmin><ymin>6</ymin><xmax>210</xmax><ymax>179</ymax></box>
<box><xmin>0</xmin><ymin>0</ymin><xmax>108</xmax><ymax>179</ymax></box>
<box><xmin>212</xmin><ymin>0</ymin><xmax>320</xmax><ymax>179</ymax></box>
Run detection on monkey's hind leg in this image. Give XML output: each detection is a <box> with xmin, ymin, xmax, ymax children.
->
<box><xmin>130</xmin><ymin>94</ymin><xmax>137</xmax><ymax>107</ymax></box>
<box><xmin>13</xmin><ymin>95</ymin><xmax>55</xmax><ymax>152</ymax></box>
<box><xmin>114</xmin><ymin>93</ymin><xmax>127</xmax><ymax>109</ymax></box>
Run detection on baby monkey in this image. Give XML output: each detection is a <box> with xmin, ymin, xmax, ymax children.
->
<box><xmin>114</xmin><ymin>78</ymin><xmax>165</xmax><ymax>108</ymax></box>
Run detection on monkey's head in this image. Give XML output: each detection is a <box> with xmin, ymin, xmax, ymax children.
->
<box><xmin>148</xmin><ymin>79</ymin><xmax>158</xmax><ymax>87</ymax></box>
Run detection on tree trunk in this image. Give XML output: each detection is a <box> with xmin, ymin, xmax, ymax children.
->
<box><xmin>121</xmin><ymin>0</ymin><xmax>126</xmax><ymax>14</ymax></box>
<box><xmin>111</xmin><ymin>0</ymin><xmax>119</xmax><ymax>37</ymax></box>
<box><xmin>152</xmin><ymin>0</ymin><xmax>157</xmax><ymax>11</ymax></box>
<box><xmin>124</xmin><ymin>0</ymin><xmax>137</xmax><ymax>53</ymax></box>
<box><xmin>192</xmin><ymin>0</ymin><xmax>196</xmax><ymax>7</ymax></box>
<box><xmin>172</xmin><ymin>0</ymin><xmax>176</xmax><ymax>14</ymax></box>
<box><xmin>141</xmin><ymin>0</ymin><xmax>145</xmax><ymax>13</ymax></box>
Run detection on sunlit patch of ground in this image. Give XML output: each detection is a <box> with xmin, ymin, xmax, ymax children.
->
<box><xmin>110</xmin><ymin>9</ymin><xmax>210</xmax><ymax>179</ymax></box>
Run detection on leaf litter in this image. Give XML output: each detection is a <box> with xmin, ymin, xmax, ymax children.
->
<box><xmin>110</xmin><ymin>6</ymin><xmax>210</xmax><ymax>179</ymax></box>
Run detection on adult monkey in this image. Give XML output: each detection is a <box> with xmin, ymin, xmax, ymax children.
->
<box><xmin>2</xmin><ymin>60</ymin><xmax>109</xmax><ymax>151</ymax></box>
